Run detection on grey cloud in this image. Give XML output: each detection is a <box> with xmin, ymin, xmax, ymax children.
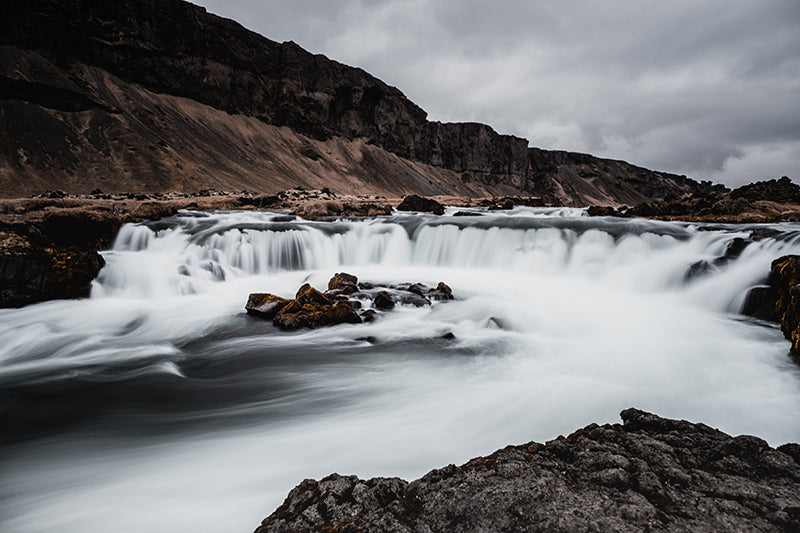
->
<box><xmin>194</xmin><ymin>0</ymin><xmax>800</xmax><ymax>187</ymax></box>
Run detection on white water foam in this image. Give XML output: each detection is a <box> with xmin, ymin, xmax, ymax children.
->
<box><xmin>2</xmin><ymin>208</ymin><xmax>800</xmax><ymax>533</ymax></box>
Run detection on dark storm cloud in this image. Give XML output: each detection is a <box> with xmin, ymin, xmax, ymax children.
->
<box><xmin>195</xmin><ymin>0</ymin><xmax>800</xmax><ymax>186</ymax></box>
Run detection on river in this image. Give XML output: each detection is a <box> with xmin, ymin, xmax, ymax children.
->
<box><xmin>2</xmin><ymin>207</ymin><xmax>799</xmax><ymax>532</ymax></box>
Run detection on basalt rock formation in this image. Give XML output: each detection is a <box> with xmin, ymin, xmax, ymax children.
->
<box><xmin>255</xmin><ymin>408</ymin><xmax>800</xmax><ymax>533</ymax></box>
<box><xmin>2</xmin><ymin>0</ymin><xmax>715</xmax><ymax>205</ymax></box>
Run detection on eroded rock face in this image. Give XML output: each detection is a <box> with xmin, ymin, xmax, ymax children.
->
<box><xmin>255</xmin><ymin>408</ymin><xmax>800</xmax><ymax>533</ymax></box>
<box><xmin>1</xmin><ymin>0</ymin><xmax>719</xmax><ymax>205</ymax></box>
<box><xmin>743</xmin><ymin>254</ymin><xmax>800</xmax><ymax>352</ymax></box>
<box><xmin>246</xmin><ymin>274</ymin><xmax>455</xmax><ymax>331</ymax></box>
<box><xmin>0</xmin><ymin>231</ymin><xmax>105</xmax><ymax>307</ymax></box>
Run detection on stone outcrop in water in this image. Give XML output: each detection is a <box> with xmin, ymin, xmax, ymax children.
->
<box><xmin>255</xmin><ymin>408</ymin><xmax>800</xmax><ymax>533</ymax></box>
<box><xmin>0</xmin><ymin>204</ymin><xmax>134</xmax><ymax>306</ymax></box>
<box><xmin>1</xmin><ymin>0</ymin><xmax>716</xmax><ymax>205</ymax></box>
<box><xmin>743</xmin><ymin>254</ymin><xmax>800</xmax><ymax>353</ymax></box>
<box><xmin>0</xmin><ymin>230</ymin><xmax>105</xmax><ymax>307</ymax></box>
<box><xmin>246</xmin><ymin>274</ymin><xmax>454</xmax><ymax>330</ymax></box>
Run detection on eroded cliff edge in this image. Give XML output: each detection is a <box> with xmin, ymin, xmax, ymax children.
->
<box><xmin>256</xmin><ymin>409</ymin><xmax>800</xmax><ymax>533</ymax></box>
<box><xmin>1</xmin><ymin>0</ymin><xmax>720</xmax><ymax>204</ymax></box>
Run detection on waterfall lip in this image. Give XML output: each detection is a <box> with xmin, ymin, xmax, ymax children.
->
<box><xmin>422</xmin><ymin>215</ymin><xmax>695</xmax><ymax>240</ymax></box>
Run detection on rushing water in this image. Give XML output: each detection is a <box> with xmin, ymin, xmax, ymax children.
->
<box><xmin>2</xmin><ymin>207</ymin><xmax>800</xmax><ymax>533</ymax></box>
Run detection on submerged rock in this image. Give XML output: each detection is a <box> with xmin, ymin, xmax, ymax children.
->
<box><xmin>246</xmin><ymin>274</ymin><xmax>455</xmax><ymax>331</ymax></box>
<box><xmin>255</xmin><ymin>408</ymin><xmax>800</xmax><ymax>532</ymax></box>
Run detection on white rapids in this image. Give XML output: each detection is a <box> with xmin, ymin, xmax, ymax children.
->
<box><xmin>1</xmin><ymin>207</ymin><xmax>800</xmax><ymax>533</ymax></box>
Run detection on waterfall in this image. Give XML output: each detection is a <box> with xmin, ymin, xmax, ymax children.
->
<box><xmin>2</xmin><ymin>207</ymin><xmax>800</xmax><ymax>533</ymax></box>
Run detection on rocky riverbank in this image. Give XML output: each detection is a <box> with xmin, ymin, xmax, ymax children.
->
<box><xmin>743</xmin><ymin>254</ymin><xmax>800</xmax><ymax>354</ymax></box>
<box><xmin>255</xmin><ymin>408</ymin><xmax>800</xmax><ymax>533</ymax></box>
<box><xmin>0</xmin><ymin>189</ymin><xmax>530</xmax><ymax>307</ymax></box>
<box><xmin>588</xmin><ymin>176</ymin><xmax>800</xmax><ymax>223</ymax></box>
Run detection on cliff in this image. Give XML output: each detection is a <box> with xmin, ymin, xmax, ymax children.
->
<box><xmin>1</xmin><ymin>0</ymin><xmax>718</xmax><ymax>204</ymax></box>
<box><xmin>256</xmin><ymin>409</ymin><xmax>800</xmax><ymax>533</ymax></box>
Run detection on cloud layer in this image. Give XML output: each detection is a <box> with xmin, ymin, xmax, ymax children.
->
<box><xmin>194</xmin><ymin>0</ymin><xmax>800</xmax><ymax>186</ymax></box>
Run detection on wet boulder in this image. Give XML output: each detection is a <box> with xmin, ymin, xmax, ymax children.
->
<box><xmin>430</xmin><ymin>281</ymin><xmax>454</xmax><ymax>301</ymax></box>
<box><xmin>327</xmin><ymin>272</ymin><xmax>359</xmax><ymax>294</ymax></box>
<box><xmin>742</xmin><ymin>254</ymin><xmax>800</xmax><ymax>352</ymax></box>
<box><xmin>247</xmin><ymin>275</ymin><xmax>456</xmax><ymax>330</ymax></box>
<box><xmin>373</xmin><ymin>291</ymin><xmax>395</xmax><ymax>310</ymax></box>
<box><xmin>245</xmin><ymin>293</ymin><xmax>290</xmax><ymax>319</ymax></box>
<box><xmin>274</xmin><ymin>300</ymin><xmax>362</xmax><ymax>331</ymax></box>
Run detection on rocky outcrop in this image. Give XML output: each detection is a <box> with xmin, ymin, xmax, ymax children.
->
<box><xmin>396</xmin><ymin>195</ymin><xmax>445</xmax><ymax>215</ymax></box>
<box><xmin>743</xmin><ymin>255</ymin><xmax>800</xmax><ymax>352</ymax></box>
<box><xmin>1</xmin><ymin>0</ymin><xmax>718</xmax><ymax>205</ymax></box>
<box><xmin>0</xmin><ymin>203</ymin><xmax>136</xmax><ymax>306</ymax></box>
<box><xmin>731</xmin><ymin>176</ymin><xmax>800</xmax><ymax>204</ymax></box>
<box><xmin>589</xmin><ymin>176</ymin><xmax>800</xmax><ymax>223</ymax></box>
<box><xmin>0</xmin><ymin>230</ymin><xmax>105</xmax><ymax>307</ymax></box>
<box><xmin>255</xmin><ymin>408</ymin><xmax>800</xmax><ymax>533</ymax></box>
<box><xmin>246</xmin><ymin>274</ymin><xmax>454</xmax><ymax>330</ymax></box>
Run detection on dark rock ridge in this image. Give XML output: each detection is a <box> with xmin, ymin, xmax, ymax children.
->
<box><xmin>588</xmin><ymin>176</ymin><xmax>799</xmax><ymax>223</ymax></box>
<box><xmin>0</xmin><ymin>205</ymin><xmax>133</xmax><ymax>306</ymax></box>
<box><xmin>255</xmin><ymin>408</ymin><xmax>800</xmax><ymax>533</ymax></box>
<box><xmin>246</xmin><ymin>273</ymin><xmax>454</xmax><ymax>330</ymax></box>
<box><xmin>2</xmin><ymin>0</ymin><xmax>714</xmax><ymax>205</ymax></box>
<box><xmin>396</xmin><ymin>195</ymin><xmax>445</xmax><ymax>215</ymax></box>
<box><xmin>743</xmin><ymin>255</ymin><xmax>800</xmax><ymax>353</ymax></box>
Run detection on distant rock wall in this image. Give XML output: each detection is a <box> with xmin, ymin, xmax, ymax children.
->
<box><xmin>1</xmin><ymin>0</ymin><xmax>717</xmax><ymax>204</ymax></box>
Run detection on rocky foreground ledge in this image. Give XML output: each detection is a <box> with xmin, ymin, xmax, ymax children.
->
<box><xmin>256</xmin><ymin>409</ymin><xmax>800</xmax><ymax>532</ymax></box>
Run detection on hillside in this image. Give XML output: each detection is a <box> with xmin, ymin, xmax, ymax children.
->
<box><xmin>0</xmin><ymin>0</ymin><xmax>723</xmax><ymax>204</ymax></box>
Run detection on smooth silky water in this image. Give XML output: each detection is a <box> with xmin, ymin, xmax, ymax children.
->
<box><xmin>2</xmin><ymin>207</ymin><xmax>800</xmax><ymax>532</ymax></box>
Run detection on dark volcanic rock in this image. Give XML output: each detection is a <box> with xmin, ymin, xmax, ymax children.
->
<box><xmin>396</xmin><ymin>195</ymin><xmax>445</xmax><ymax>215</ymax></box>
<box><xmin>245</xmin><ymin>293</ymin><xmax>290</xmax><ymax>319</ymax></box>
<box><xmin>0</xmin><ymin>232</ymin><xmax>105</xmax><ymax>307</ymax></box>
<box><xmin>731</xmin><ymin>176</ymin><xmax>800</xmax><ymax>204</ymax></box>
<box><xmin>743</xmin><ymin>255</ymin><xmax>800</xmax><ymax>352</ymax></box>
<box><xmin>373</xmin><ymin>291</ymin><xmax>395</xmax><ymax>310</ymax></box>
<box><xmin>328</xmin><ymin>272</ymin><xmax>359</xmax><ymax>294</ymax></box>
<box><xmin>247</xmin><ymin>274</ymin><xmax>455</xmax><ymax>330</ymax></box>
<box><xmin>256</xmin><ymin>408</ymin><xmax>800</xmax><ymax>533</ymax></box>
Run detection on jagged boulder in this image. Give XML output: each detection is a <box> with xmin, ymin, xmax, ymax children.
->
<box><xmin>255</xmin><ymin>409</ymin><xmax>800</xmax><ymax>533</ymax></box>
<box><xmin>328</xmin><ymin>272</ymin><xmax>359</xmax><ymax>294</ymax></box>
<box><xmin>245</xmin><ymin>293</ymin><xmax>290</xmax><ymax>319</ymax></box>
<box><xmin>396</xmin><ymin>195</ymin><xmax>445</xmax><ymax>215</ymax></box>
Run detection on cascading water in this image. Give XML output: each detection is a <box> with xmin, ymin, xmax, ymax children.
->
<box><xmin>2</xmin><ymin>207</ymin><xmax>800</xmax><ymax>533</ymax></box>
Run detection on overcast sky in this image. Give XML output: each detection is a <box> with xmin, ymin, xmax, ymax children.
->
<box><xmin>193</xmin><ymin>0</ymin><xmax>799</xmax><ymax>187</ymax></box>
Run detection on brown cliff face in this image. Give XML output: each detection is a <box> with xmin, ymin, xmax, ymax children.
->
<box><xmin>1</xmin><ymin>0</ymin><xmax>717</xmax><ymax>203</ymax></box>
